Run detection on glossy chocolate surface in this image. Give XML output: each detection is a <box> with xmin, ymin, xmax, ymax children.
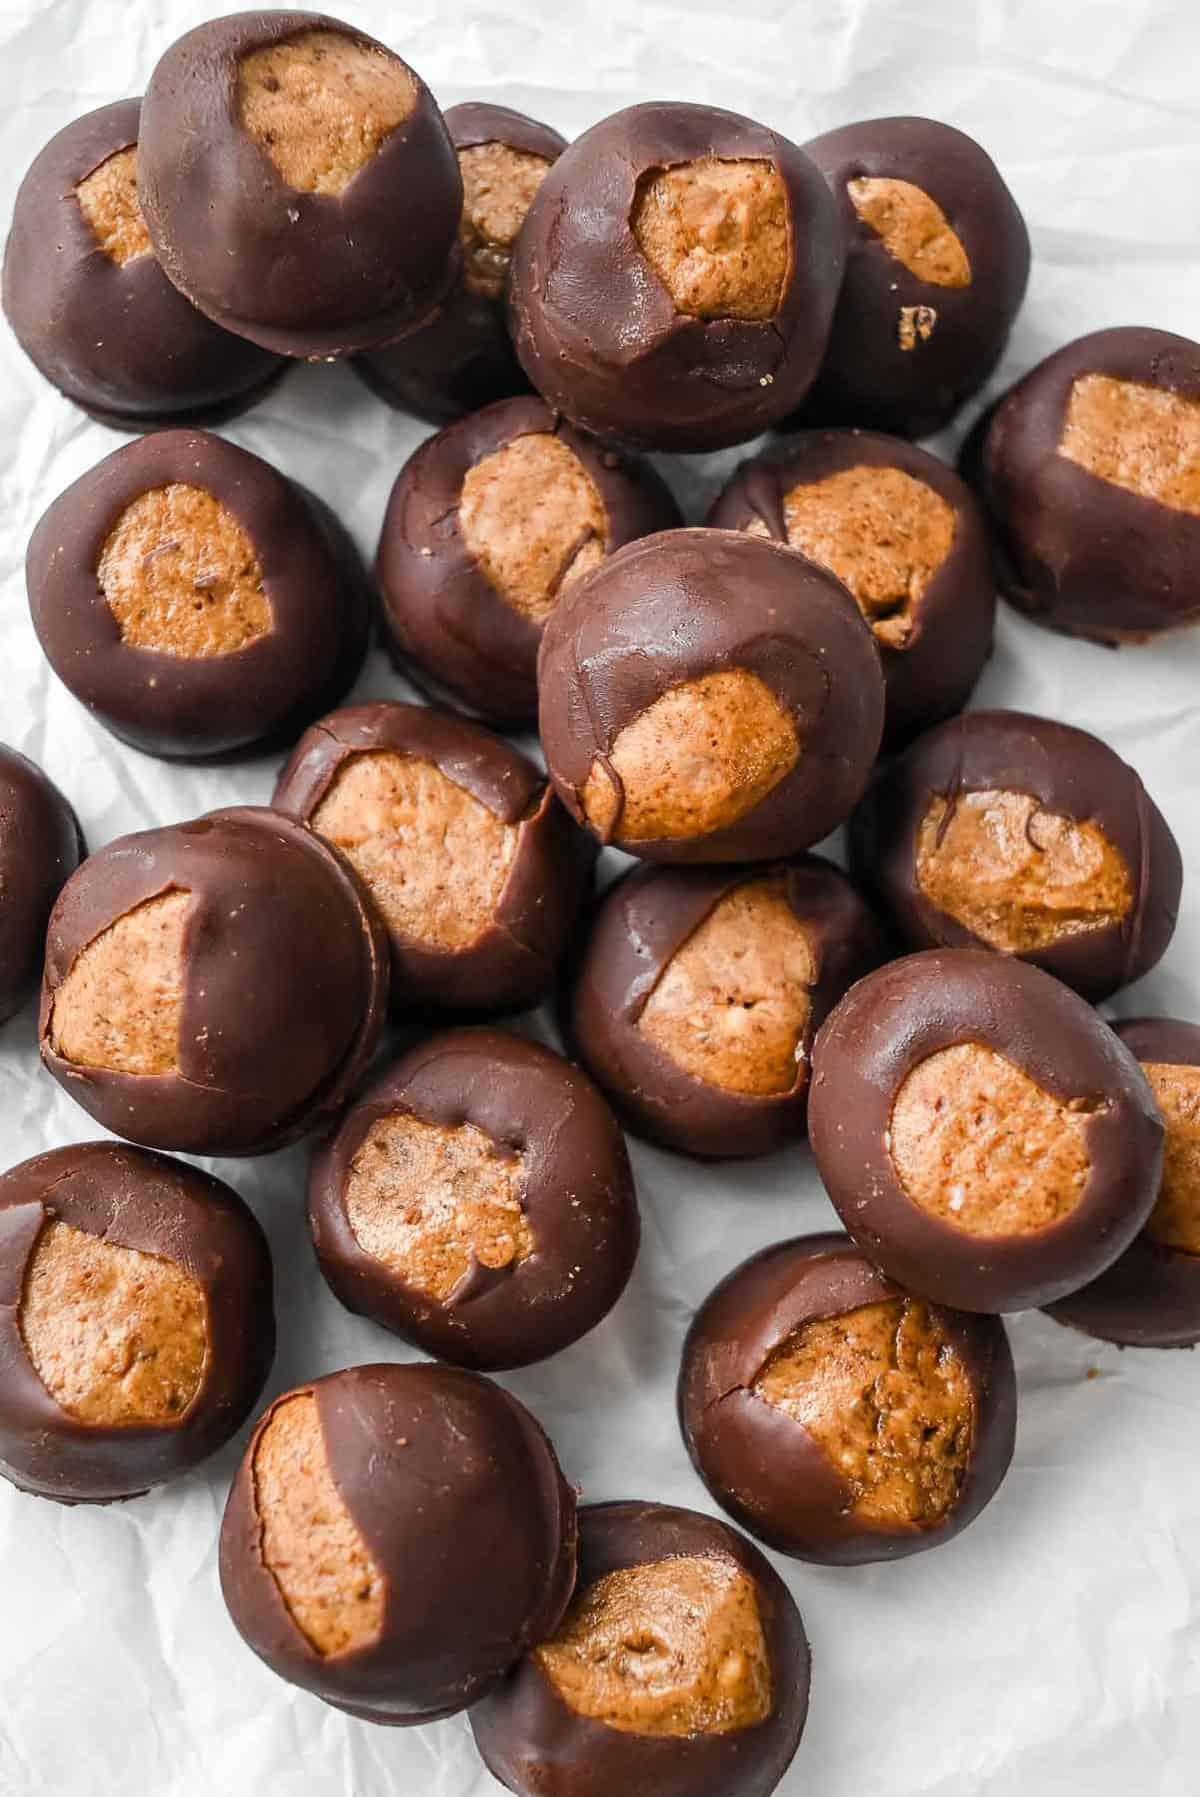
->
<box><xmin>0</xmin><ymin>746</ymin><xmax>84</xmax><ymax>1025</ymax></box>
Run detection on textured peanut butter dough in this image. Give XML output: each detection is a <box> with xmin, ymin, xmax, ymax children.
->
<box><xmin>848</xmin><ymin>177</ymin><xmax>971</xmax><ymax>288</ymax></box>
<box><xmin>581</xmin><ymin>669</ymin><xmax>798</xmax><ymax>843</ymax></box>
<box><xmin>97</xmin><ymin>485</ymin><xmax>272</xmax><ymax>658</ymax></box>
<box><xmin>755</xmin><ymin>1296</ymin><xmax>973</xmax><ymax>1526</ymax></box>
<box><xmin>1058</xmin><ymin>375</ymin><xmax>1200</xmax><ymax>516</ymax></box>
<box><xmin>345</xmin><ymin>1112</ymin><xmax>532</xmax><ymax>1302</ymax></box>
<box><xmin>889</xmin><ymin>1042</ymin><xmax>1099</xmax><ymax>1236</ymax></box>
<box><xmin>75</xmin><ymin>146</ymin><xmax>151</xmax><ymax>266</ymax></box>
<box><xmin>20</xmin><ymin>1220</ymin><xmax>207</xmax><ymax>1426</ymax></box>
<box><xmin>458</xmin><ymin>433</ymin><xmax>607</xmax><ymax>621</ymax></box>
<box><xmin>897</xmin><ymin>304</ymin><xmax>938</xmax><ymax>351</ymax></box>
<box><xmin>458</xmin><ymin>142</ymin><xmax>552</xmax><ymax>300</ymax></box>
<box><xmin>639</xmin><ymin>878</ymin><xmax>814</xmax><ymax>1095</ymax></box>
<box><xmin>632</xmin><ymin>156</ymin><xmax>789</xmax><ymax>320</ymax></box>
<box><xmin>1142</xmin><ymin>1063</ymin><xmax>1200</xmax><ymax>1254</ymax></box>
<box><xmin>536</xmin><ymin>1555</ymin><xmax>771</xmax><ymax>1738</ymax></box>
<box><xmin>916</xmin><ymin>789</ymin><xmax>1133</xmax><ymax>953</ymax></box>
<box><xmin>311</xmin><ymin>750</ymin><xmax>519</xmax><ymax>951</ymax></box>
<box><xmin>50</xmin><ymin>890</ymin><xmax>189</xmax><ymax>1076</ymax></box>
<box><xmin>237</xmin><ymin>29</ymin><xmax>415</xmax><ymax>196</ymax></box>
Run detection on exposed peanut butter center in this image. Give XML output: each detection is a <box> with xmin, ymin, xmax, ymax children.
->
<box><xmin>632</xmin><ymin>156</ymin><xmax>789</xmax><ymax>320</ymax></box>
<box><xmin>1142</xmin><ymin>1063</ymin><xmax>1200</xmax><ymax>1255</ymax></box>
<box><xmin>639</xmin><ymin>877</ymin><xmax>814</xmax><ymax>1095</ymax></box>
<box><xmin>75</xmin><ymin>146</ymin><xmax>151</xmax><ymax>266</ymax></box>
<box><xmin>345</xmin><ymin>1111</ymin><xmax>532</xmax><ymax>1302</ymax></box>
<box><xmin>237</xmin><ymin>29</ymin><xmax>415</xmax><ymax>196</ymax></box>
<box><xmin>311</xmin><ymin>750</ymin><xmax>518</xmax><ymax>952</ymax></box>
<box><xmin>253</xmin><ymin>1393</ymin><xmax>384</xmax><ymax>1658</ymax></box>
<box><xmin>97</xmin><ymin>485</ymin><xmax>272</xmax><ymax>659</ymax></box>
<box><xmin>582</xmin><ymin>669</ymin><xmax>798</xmax><ymax>844</ymax></box>
<box><xmin>1058</xmin><ymin>375</ymin><xmax>1200</xmax><ymax>516</ymax></box>
<box><xmin>890</xmin><ymin>1042</ymin><xmax>1099</xmax><ymax>1236</ymax></box>
<box><xmin>898</xmin><ymin>304</ymin><xmax>938</xmax><ymax>351</ymax></box>
<box><xmin>848</xmin><ymin>177</ymin><xmax>971</xmax><ymax>288</ymax></box>
<box><xmin>458</xmin><ymin>433</ymin><xmax>607</xmax><ymax>622</ymax></box>
<box><xmin>536</xmin><ymin>1556</ymin><xmax>771</xmax><ymax>1738</ymax></box>
<box><xmin>50</xmin><ymin>891</ymin><xmax>189</xmax><ymax>1076</ymax></box>
<box><xmin>915</xmin><ymin>790</ymin><xmax>1133</xmax><ymax>953</ymax></box>
<box><xmin>755</xmin><ymin>1296</ymin><xmax>973</xmax><ymax>1526</ymax></box>
<box><xmin>458</xmin><ymin>141</ymin><xmax>552</xmax><ymax>300</ymax></box>
<box><xmin>20</xmin><ymin>1220</ymin><xmax>207</xmax><ymax>1426</ymax></box>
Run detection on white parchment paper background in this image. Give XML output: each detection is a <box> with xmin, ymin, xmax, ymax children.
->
<box><xmin>2</xmin><ymin>1</ymin><xmax>1200</xmax><ymax>1791</ymax></box>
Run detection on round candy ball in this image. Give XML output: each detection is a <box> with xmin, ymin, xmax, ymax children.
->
<box><xmin>40</xmin><ymin>806</ymin><xmax>388</xmax><ymax>1157</ymax></box>
<box><xmin>309</xmin><ymin>1028</ymin><xmax>639</xmax><ymax>1369</ymax></box>
<box><xmin>470</xmin><ymin>1500</ymin><xmax>810</xmax><ymax>1797</ymax></box>
<box><xmin>220</xmin><ymin>1361</ymin><xmax>577</xmax><ymax>1724</ymax></box>
<box><xmin>808</xmin><ymin>949</ymin><xmax>1164</xmax><ymax>1313</ymax></box>
<box><xmin>678</xmin><ymin>1234</ymin><xmax>1016</xmax><ymax>1565</ymax></box>
<box><xmin>538</xmin><ymin>529</ymin><xmax>884</xmax><ymax>864</ymax></box>
<box><xmin>0</xmin><ymin>1142</ymin><xmax>274</xmax><ymax>1503</ymax></box>
<box><xmin>139</xmin><ymin>10</ymin><xmax>462</xmax><ymax>358</ymax></box>
<box><xmin>375</xmin><ymin>398</ymin><xmax>681</xmax><ymax>727</ymax></box>
<box><xmin>508</xmin><ymin>102</ymin><xmax>843</xmax><ymax>452</ymax></box>
<box><xmin>0</xmin><ymin>746</ymin><xmax>83</xmax><ymax>1026</ymax></box>
<box><xmin>568</xmin><ymin>856</ymin><xmax>887</xmax><ymax>1159</ymax></box>
<box><xmin>849</xmin><ymin>710</ymin><xmax>1182</xmax><ymax>1003</ymax></box>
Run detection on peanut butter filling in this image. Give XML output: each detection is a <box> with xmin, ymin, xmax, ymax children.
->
<box><xmin>755</xmin><ymin>1296</ymin><xmax>973</xmax><ymax>1526</ymax></box>
<box><xmin>915</xmin><ymin>789</ymin><xmax>1132</xmax><ymax>953</ymax></box>
<box><xmin>459</xmin><ymin>433</ymin><xmax>606</xmax><ymax>621</ymax></box>
<box><xmin>75</xmin><ymin>146</ymin><xmax>151</xmax><ymax>266</ymax></box>
<box><xmin>632</xmin><ymin>156</ymin><xmax>789</xmax><ymax>320</ymax></box>
<box><xmin>97</xmin><ymin>485</ymin><xmax>272</xmax><ymax>658</ymax></box>
<box><xmin>50</xmin><ymin>891</ymin><xmax>189</xmax><ymax>1076</ymax></box>
<box><xmin>848</xmin><ymin>177</ymin><xmax>971</xmax><ymax>287</ymax></box>
<box><xmin>238</xmin><ymin>29</ymin><xmax>415</xmax><ymax>196</ymax></box>
<box><xmin>537</xmin><ymin>1555</ymin><xmax>771</xmax><ymax>1737</ymax></box>
<box><xmin>21</xmin><ymin>1220</ymin><xmax>207</xmax><ymax>1426</ymax></box>
<box><xmin>311</xmin><ymin>751</ymin><xmax>519</xmax><ymax>951</ymax></box>
<box><xmin>253</xmin><ymin>1392</ymin><xmax>385</xmax><ymax>1657</ymax></box>
<box><xmin>345</xmin><ymin>1112</ymin><xmax>532</xmax><ymax>1302</ymax></box>
<box><xmin>1058</xmin><ymin>375</ymin><xmax>1200</xmax><ymax>516</ymax></box>
<box><xmin>890</xmin><ymin>1042</ymin><xmax>1098</xmax><ymax>1236</ymax></box>
<box><xmin>639</xmin><ymin>877</ymin><xmax>814</xmax><ymax>1095</ymax></box>
<box><xmin>1142</xmin><ymin>1063</ymin><xmax>1200</xmax><ymax>1254</ymax></box>
<box><xmin>458</xmin><ymin>141</ymin><xmax>552</xmax><ymax>300</ymax></box>
<box><xmin>581</xmin><ymin>669</ymin><xmax>798</xmax><ymax>844</ymax></box>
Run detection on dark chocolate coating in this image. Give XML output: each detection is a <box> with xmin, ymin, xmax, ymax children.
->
<box><xmin>26</xmin><ymin>430</ymin><xmax>370</xmax><ymax>762</ymax></box>
<box><xmin>0</xmin><ymin>1142</ymin><xmax>274</xmax><ymax>1503</ymax></box>
<box><xmin>808</xmin><ymin>949</ymin><xmax>1164</xmax><ymax>1312</ymax></box>
<box><xmin>797</xmin><ymin>117</ymin><xmax>1030</xmax><ymax>439</ymax></box>
<box><xmin>537</xmin><ymin>528</ymin><xmax>885</xmax><ymax>863</ymax></box>
<box><xmin>273</xmin><ymin>701</ymin><xmax>593</xmax><ymax>1014</ymax></box>
<box><xmin>352</xmin><ymin>104</ymin><xmax>567</xmax><ymax>424</ymax></box>
<box><xmin>567</xmin><ymin>856</ymin><xmax>888</xmax><ymax>1159</ymax></box>
<box><xmin>2</xmin><ymin>99</ymin><xmax>284</xmax><ymax>429</ymax></box>
<box><xmin>0</xmin><ymin>747</ymin><xmax>84</xmax><ymax>1025</ymax></box>
<box><xmin>848</xmin><ymin>709</ymin><xmax>1182</xmax><ymax>1003</ymax></box>
<box><xmin>309</xmin><ymin>1028</ymin><xmax>639</xmax><ymax>1369</ymax></box>
<box><xmin>679</xmin><ymin>1233</ymin><xmax>1016</xmax><ymax>1564</ymax></box>
<box><xmin>508</xmin><ymin>102</ymin><xmax>844</xmax><ymax>453</ymax></box>
<box><xmin>1047</xmin><ymin>1018</ymin><xmax>1200</xmax><ymax>1348</ymax></box>
<box><xmin>708</xmin><ymin>429</ymin><xmax>996</xmax><ymax>743</ymax></box>
<box><xmin>375</xmin><ymin>397</ymin><xmax>682</xmax><ymax>726</ymax></box>
<box><xmin>39</xmin><ymin>806</ymin><xmax>388</xmax><ymax>1157</ymax></box>
<box><xmin>220</xmin><ymin>1362</ymin><xmax>577</xmax><ymax>1723</ymax></box>
<box><xmin>138</xmin><ymin>11</ymin><xmax>462</xmax><ymax>358</ymax></box>
<box><xmin>968</xmin><ymin>327</ymin><xmax>1200</xmax><ymax>641</ymax></box>
<box><xmin>471</xmin><ymin>1499</ymin><xmax>810</xmax><ymax>1797</ymax></box>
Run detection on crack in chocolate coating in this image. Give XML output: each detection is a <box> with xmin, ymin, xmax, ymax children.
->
<box><xmin>220</xmin><ymin>1361</ymin><xmax>577</xmax><ymax>1724</ymax></box>
<box><xmin>0</xmin><ymin>745</ymin><xmax>84</xmax><ymax>1026</ymax></box>
<box><xmin>808</xmin><ymin>949</ymin><xmax>1164</xmax><ymax>1312</ymax></box>
<box><xmin>309</xmin><ymin>1027</ymin><xmax>638</xmax><ymax>1369</ymax></box>
<box><xmin>678</xmin><ymin>1234</ymin><xmax>1015</xmax><ymax>1564</ymax></box>
<box><xmin>471</xmin><ymin>1500</ymin><xmax>810</xmax><ymax>1797</ymax></box>
<box><xmin>0</xmin><ymin>1142</ymin><xmax>273</xmax><ymax>1503</ymax></box>
<box><xmin>848</xmin><ymin>709</ymin><xmax>1182</xmax><ymax>1002</ymax></box>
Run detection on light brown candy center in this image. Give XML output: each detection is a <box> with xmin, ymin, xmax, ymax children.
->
<box><xmin>50</xmin><ymin>891</ymin><xmax>189</xmax><ymax>1076</ymax></box>
<box><xmin>75</xmin><ymin>146</ymin><xmax>151</xmax><ymax>266</ymax></box>
<box><xmin>848</xmin><ymin>177</ymin><xmax>971</xmax><ymax>287</ymax></box>
<box><xmin>238</xmin><ymin>28</ymin><xmax>415</xmax><ymax>196</ymax></box>
<box><xmin>1058</xmin><ymin>375</ymin><xmax>1200</xmax><ymax>516</ymax></box>
<box><xmin>1142</xmin><ymin>1062</ymin><xmax>1200</xmax><ymax>1254</ymax></box>
<box><xmin>459</xmin><ymin>433</ymin><xmax>607</xmax><ymax>622</ymax></box>
<box><xmin>632</xmin><ymin>156</ymin><xmax>789</xmax><ymax>319</ymax></box>
<box><xmin>458</xmin><ymin>141</ymin><xmax>552</xmax><ymax>299</ymax></box>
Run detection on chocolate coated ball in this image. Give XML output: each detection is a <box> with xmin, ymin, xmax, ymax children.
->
<box><xmin>0</xmin><ymin>746</ymin><xmax>83</xmax><ymax>1025</ymax></box>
